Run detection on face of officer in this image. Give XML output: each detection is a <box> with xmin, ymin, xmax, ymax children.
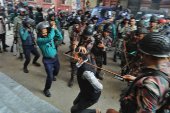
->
<box><xmin>82</xmin><ymin>21</ymin><xmax>86</xmax><ymax>25</ymax></box>
<box><xmin>92</xmin><ymin>18</ymin><xmax>97</xmax><ymax>23</ymax></box>
<box><xmin>41</xmin><ymin>29</ymin><xmax>48</xmax><ymax>38</ymax></box>
<box><xmin>78</xmin><ymin>11</ymin><xmax>83</xmax><ymax>15</ymax></box>
<box><xmin>27</xmin><ymin>23</ymin><xmax>31</xmax><ymax>27</ymax></box>
<box><xmin>138</xmin><ymin>34</ymin><xmax>145</xmax><ymax>40</ymax></box>
<box><xmin>20</xmin><ymin>12</ymin><xmax>25</xmax><ymax>16</ymax></box>
<box><xmin>50</xmin><ymin>16</ymin><xmax>55</xmax><ymax>21</ymax></box>
<box><xmin>61</xmin><ymin>13</ymin><xmax>65</xmax><ymax>17</ymax></box>
<box><xmin>150</xmin><ymin>22</ymin><xmax>157</xmax><ymax>27</ymax></box>
<box><xmin>130</xmin><ymin>19</ymin><xmax>136</xmax><ymax>26</ymax></box>
<box><xmin>124</xmin><ymin>19</ymin><xmax>129</xmax><ymax>24</ymax></box>
<box><xmin>85</xmin><ymin>14</ymin><xmax>89</xmax><ymax>18</ymax></box>
<box><xmin>103</xmin><ymin>31</ymin><xmax>110</xmax><ymax>37</ymax></box>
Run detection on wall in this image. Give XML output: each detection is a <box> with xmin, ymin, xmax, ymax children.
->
<box><xmin>84</xmin><ymin>0</ymin><xmax>97</xmax><ymax>8</ymax></box>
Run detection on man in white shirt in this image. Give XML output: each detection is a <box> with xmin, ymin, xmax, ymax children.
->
<box><xmin>0</xmin><ymin>16</ymin><xmax>8</xmax><ymax>53</ymax></box>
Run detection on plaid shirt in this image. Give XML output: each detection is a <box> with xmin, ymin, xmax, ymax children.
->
<box><xmin>128</xmin><ymin>62</ymin><xmax>170</xmax><ymax>113</ymax></box>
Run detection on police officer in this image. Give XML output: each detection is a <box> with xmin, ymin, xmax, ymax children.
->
<box><xmin>36</xmin><ymin>21</ymin><xmax>63</xmax><ymax>97</ymax></box>
<box><xmin>120</xmin><ymin>33</ymin><xmax>170</xmax><ymax>113</ymax></box>
<box><xmin>48</xmin><ymin>11</ymin><xmax>62</xmax><ymax>49</ymax></box>
<box><xmin>28</xmin><ymin>5</ymin><xmax>34</xmax><ymax>20</ymax></box>
<box><xmin>13</xmin><ymin>8</ymin><xmax>26</xmax><ymax>60</ymax></box>
<box><xmin>20</xmin><ymin>18</ymin><xmax>40</xmax><ymax>73</ymax></box>
<box><xmin>45</xmin><ymin>8</ymin><xmax>52</xmax><ymax>21</ymax></box>
<box><xmin>58</xmin><ymin>10</ymin><xmax>66</xmax><ymax>45</ymax></box>
<box><xmin>85</xmin><ymin>11</ymin><xmax>91</xmax><ymax>22</ymax></box>
<box><xmin>113</xmin><ymin>17</ymin><xmax>129</xmax><ymax>62</ymax></box>
<box><xmin>10</xmin><ymin>7</ymin><xmax>19</xmax><ymax>24</ymax></box>
<box><xmin>88</xmin><ymin>15</ymin><xmax>99</xmax><ymax>35</ymax></box>
<box><xmin>35</xmin><ymin>5</ymin><xmax>44</xmax><ymax>25</ymax></box>
<box><xmin>7</xmin><ymin>2</ymin><xmax>13</xmax><ymax>15</ymax></box>
<box><xmin>76</xmin><ymin>8</ymin><xmax>83</xmax><ymax>16</ymax></box>
<box><xmin>69</xmin><ymin>26</ymin><xmax>95</xmax><ymax>87</ymax></box>
<box><xmin>148</xmin><ymin>16</ymin><xmax>170</xmax><ymax>33</ymax></box>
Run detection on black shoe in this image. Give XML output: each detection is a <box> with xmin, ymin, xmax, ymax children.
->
<box><xmin>23</xmin><ymin>67</ymin><xmax>29</xmax><ymax>73</ymax></box>
<box><xmin>113</xmin><ymin>54</ymin><xmax>117</xmax><ymax>62</ymax></box>
<box><xmin>53</xmin><ymin>77</ymin><xmax>57</xmax><ymax>81</ymax></box>
<box><xmin>96</xmin><ymin>73</ymin><xmax>103</xmax><ymax>80</ymax></box>
<box><xmin>43</xmin><ymin>89</ymin><xmax>51</xmax><ymax>97</ymax></box>
<box><xmin>19</xmin><ymin>53</ymin><xmax>23</xmax><ymax>60</ymax></box>
<box><xmin>5</xmin><ymin>44</ymin><xmax>10</xmax><ymax>48</ymax></box>
<box><xmin>62</xmin><ymin>42</ymin><xmax>65</xmax><ymax>45</ymax></box>
<box><xmin>103</xmin><ymin>61</ymin><xmax>107</xmax><ymax>65</ymax></box>
<box><xmin>68</xmin><ymin>77</ymin><xmax>74</xmax><ymax>87</ymax></box>
<box><xmin>33</xmin><ymin>62</ymin><xmax>41</xmax><ymax>67</ymax></box>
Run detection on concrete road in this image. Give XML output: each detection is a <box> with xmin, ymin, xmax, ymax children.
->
<box><xmin>0</xmin><ymin>29</ymin><xmax>127</xmax><ymax>113</ymax></box>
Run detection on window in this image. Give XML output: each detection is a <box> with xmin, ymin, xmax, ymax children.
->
<box><xmin>44</xmin><ymin>0</ymin><xmax>51</xmax><ymax>3</ymax></box>
<box><xmin>61</xmin><ymin>0</ymin><xmax>66</xmax><ymax>4</ymax></box>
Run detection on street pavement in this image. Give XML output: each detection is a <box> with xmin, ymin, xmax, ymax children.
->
<box><xmin>0</xmin><ymin>28</ymin><xmax>127</xmax><ymax>113</ymax></box>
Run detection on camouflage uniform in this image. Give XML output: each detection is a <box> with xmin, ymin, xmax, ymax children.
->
<box><xmin>71</xmin><ymin>23</ymin><xmax>86</xmax><ymax>77</ymax></box>
<box><xmin>127</xmin><ymin>62</ymin><xmax>170</xmax><ymax>113</ymax></box>
<box><xmin>13</xmin><ymin>15</ymin><xmax>26</xmax><ymax>54</ymax></box>
<box><xmin>147</xmin><ymin>23</ymin><xmax>166</xmax><ymax>33</ymax></box>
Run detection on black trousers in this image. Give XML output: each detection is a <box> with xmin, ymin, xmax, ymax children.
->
<box><xmin>0</xmin><ymin>33</ymin><xmax>6</xmax><ymax>50</ymax></box>
<box><xmin>43</xmin><ymin>55</ymin><xmax>60</xmax><ymax>89</ymax></box>
<box><xmin>71</xmin><ymin>93</ymin><xmax>98</xmax><ymax>113</ymax></box>
<box><xmin>23</xmin><ymin>45</ymin><xmax>40</xmax><ymax>68</ymax></box>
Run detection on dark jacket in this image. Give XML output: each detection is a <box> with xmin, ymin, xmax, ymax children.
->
<box><xmin>77</xmin><ymin>60</ymin><xmax>101</xmax><ymax>101</ymax></box>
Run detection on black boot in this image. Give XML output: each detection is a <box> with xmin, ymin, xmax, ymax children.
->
<box><xmin>96</xmin><ymin>73</ymin><xmax>103</xmax><ymax>80</ymax></box>
<box><xmin>19</xmin><ymin>53</ymin><xmax>23</xmax><ymax>60</ymax></box>
<box><xmin>23</xmin><ymin>67</ymin><xmax>29</xmax><ymax>73</ymax></box>
<box><xmin>53</xmin><ymin>77</ymin><xmax>57</xmax><ymax>81</ymax></box>
<box><xmin>68</xmin><ymin>77</ymin><xmax>74</xmax><ymax>87</ymax></box>
<box><xmin>5</xmin><ymin>44</ymin><xmax>10</xmax><ymax>48</ymax></box>
<box><xmin>113</xmin><ymin>54</ymin><xmax>117</xmax><ymax>62</ymax></box>
<box><xmin>43</xmin><ymin>89</ymin><xmax>51</xmax><ymax>97</ymax></box>
<box><xmin>62</xmin><ymin>42</ymin><xmax>65</xmax><ymax>45</ymax></box>
<box><xmin>33</xmin><ymin>62</ymin><xmax>41</xmax><ymax>67</ymax></box>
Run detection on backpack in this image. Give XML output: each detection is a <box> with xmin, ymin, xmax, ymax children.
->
<box><xmin>120</xmin><ymin>68</ymin><xmax>170</xmax><ymax>113</ymax></box>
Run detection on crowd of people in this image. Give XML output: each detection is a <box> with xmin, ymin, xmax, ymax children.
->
<box><xmin>1</xmin><ymin>1</ymin><xmax>170</xmax><ymax>113</ymax></box>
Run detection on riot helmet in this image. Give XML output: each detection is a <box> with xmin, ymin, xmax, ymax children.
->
<box><xmin>36</xmin><ymin>5</ymin><xmax>42</xmax><ymax>12</ymax></box>
<box><xmin>36</xmin><ymin>21</ymin><xmax>51</xmax><ymax>37</ymax></box>
<box><xmin>137</xmin><ymin>20</ymin><xmax>145</xmax><ymax>27</ymax></box>
<box><xmin>103</xmin><ymin>23</ymin><xmax>113</xmax><ymax>33</ymax></box>
<box><xmin>82</xmin><ymin>26</ymin><xmax>93</xmax><ymax>37</ymax></box>
<box><xmin>74</xmin><ymin>15</ymin><xmax>81</xmax><ymax>24</ymax></box>
<box><xmin>138</xmin><ymin>33</ymin><xmax>170</xmax><ymax>57</ymax></box>
<box><xmin>22</xmin><ymin>18</ymin><xmax>35</xmax><ymax>27</ymax></box>
<box><xmin>158</xmin><ymin>19</ymin><xmax>166</xmax><ymax>24</ymax></box>
<box><xmin>85</xmin><ymin>11</ymin><xmax>91</xmax><ymax>18</ymax></box>
<box><xmin>150</xmin><ymin>16</ymin><xmax>159</xmax><ymax>23</ymax></box>
<box><xmin>81</xmin><ymin>15</ymin><xmax>88</xmax><ymax>22</ymax></box>
<box><xmin>77</xmin><ymin>8</ymin><xmax>83</xmax><ymax>15</ymax></box>
<box><xmin>18</xmin><ymin>8</ymin><xmax>26</xmax><ymax>16</ymax></box>
<box><xmin>28</xmin><ymin>5</ymin><xmax>34</xmax><ymax>11</ymax></box>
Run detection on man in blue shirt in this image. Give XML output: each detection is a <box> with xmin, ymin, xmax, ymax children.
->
<box><xmin>36</xmin><ymin>21</ymin><xmax>63</xmax><ymax>97</ymax></box>
<box><xmin>20</xmin><ymin>18</ymin><xmax>40</xmax><ymax>73</ymax></box>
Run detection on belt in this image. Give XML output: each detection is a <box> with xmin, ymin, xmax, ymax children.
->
<box><xmin>43</xmin><ymin>54</ymin><xmax>57</xmax><ymax>59</ymax></box>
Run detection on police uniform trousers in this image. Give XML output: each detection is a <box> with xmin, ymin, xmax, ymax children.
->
<box><xmin>23</xmin><ymin>45</ymin><xmax>40</xmax><ymax>68</ymax></box>
<box><xmin>43</xmin><ymin>54</ymin><xmax>60</xmax><ymax>89</ymax></box>
<box><xmin>17</xmin><ymin>37</ymin><xmax>23</xmax><ymax>53</ymax></box>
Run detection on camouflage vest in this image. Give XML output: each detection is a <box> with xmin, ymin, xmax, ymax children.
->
<box><xmin>14</xmin><ymin>16</ymin><xmax>25</xmax><ymax>38</ymax></box>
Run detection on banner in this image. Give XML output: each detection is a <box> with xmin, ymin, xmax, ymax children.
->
<box><xmin>72</xmin><ymin>0</ymin><xmax>76</xmax><ymax>10</ymax></box>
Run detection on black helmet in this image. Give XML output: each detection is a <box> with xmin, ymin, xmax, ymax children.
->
<box><xmin>136</xmin><ymin>28</ymin><xmax>148</xmax><ymax>34</ymax></box>
<box><xmin>103</xmin><ymin>23</ymin><xmax>113</xmax><ymax>33</ymax></box>
<box><xmin>12</xmin><ymin>7</ymin><xmax>17</xmax><ymax>11</ymax></box>
<box><xmin>48</xmin><ymin>11</ymin><xmax>55</xmax><ymax>18</ymax></box>
<box><xmin>138</xmin><ymin>33</ymin><xmax>170</xmax><ymax>57</ymax></box>
<box><xmin>36</xmin><ymin>5</ymin><xmax>42</xmax><ymax>12</ymax></box>
<box><xmin>81</xmin><ymin>15</ymin><xmax>87</xmax><ymax>22</ymax></box>
<box><xmin>36</xmin><ymin>21</ymin><xmax>50</xmax><ymax>34</ymax></box>
<box><xmin>91</xmin><ymin>15</ymin><xmax>99</xmax><ymax>20</ymax></box>
<box><xmin>60</xmin><ymin>10</ymin><xmax>65</xmax><ymax>15</ymax></box>
<box><xmin>137</xmin><ymin>20</ymin><xmax>145</xmax><ymax>27</ymax></box>
<box><xmin>28</xmin><ymin>5</ymin><xmax>34</xmax><ymax>11</ymax></box>
<box><xmin>77</xmin><ymin>8</ymin><xmax>83</xmax><ymax>15</ymax></box>
<box><xmin>82</xmin><ymin>26</ymin><xmax>93</xmax><ymax>37</ymax></box>
<box><xmin>74</xmin><ymin>15</ymin><xmax>81</xmax><ymax>24</ymax></box>
<box><xmin>18</xmin><ymin>8</ymin><xmax>26</xmax><ymax>14</ymax></box>
<box><xmin>7</xmin><ymin>2</ymin><xmax>12</xmax><ymax>6</ymax></box>
<box><xmin>150</xmin><ymin>16</ymin><xmax>159</xmax><ymax>23</ymax></box>
<box><xmin>22</xmin><ymin>18</ymin><xmax>35</xmax><ymax>27</ymax></box>
<box><xmin>85</xmin><ymin>11</ymin><xmax>91</xmax><ymax>18</ymax></box>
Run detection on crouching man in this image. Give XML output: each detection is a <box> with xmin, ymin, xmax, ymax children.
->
<box><xmin>36</xmin><ymin>21</ymin><xmax>63</xmax><ymax>97</ymax></box>
<box><xmin>71</xmin><ymin>47</ymin><xmax>103</xmax><ymax>113</ymax></box>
